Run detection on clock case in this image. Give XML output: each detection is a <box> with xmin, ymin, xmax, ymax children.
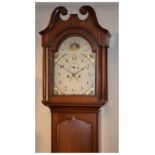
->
<box><xmin>39</xmin><ymin>5</ymin><xmax>110</xmax><ymax>152</ymax></box>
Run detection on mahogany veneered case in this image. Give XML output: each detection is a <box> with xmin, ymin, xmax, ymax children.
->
<box><xmin>39</xmin><ymin>5</ymin><xmax>110</xmax><ymax>152</ymax></box>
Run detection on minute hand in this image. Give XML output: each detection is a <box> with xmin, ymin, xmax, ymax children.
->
<box><xmin>60</xmin><ymin>66</ymin><xmax>79</xmax><ymax>81</ymax></box>
<box><xmin>74</xmin><ymin>65</ymin><xmax>89</xmax><ymax>76</ymax></box>
<box><xmin>63</xmin><ymin>67</ymin><xmax>74</xmax><ymax>75</ymax></box>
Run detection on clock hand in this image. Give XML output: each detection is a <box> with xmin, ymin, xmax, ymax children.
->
<box><xmin>63</xmin><ymin>67</ymin><xmax>79</xmax><ymax>81</ymax></box>
<box><xmin>63</xmin><ymin>67</ymin><xmax>74</xmax><ymax>75</ymax></box>
<box><xmin>58</xmin><ymin>64</ymin><xmax>79</xmax><ymax>81</ymax></box>
<box><xmin>73</xmin><ymin>65</ymin><xmax>89</xmax><ymax>76</ymax></box>
<box><xmin>69</xmin><ymin>65</ymin><xmax>89</xmax><ymax>81</ymax></box>
<box><xmin>69</xmin><ymin>75</ymin><xmax>79</xmax><ymax>81</ymax></box>
<box><xmin>58</xmin><ymin>64</ymin><xmax>74</xmax><ymax>75</ymax></box>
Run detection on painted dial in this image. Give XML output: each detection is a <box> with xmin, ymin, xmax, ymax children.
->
<box><xmin>54</xmin><ymin>36</ymin><xmax>95</xmax><ymax>95</ymax></box>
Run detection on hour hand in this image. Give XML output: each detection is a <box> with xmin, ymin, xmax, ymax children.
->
<box><xmin>63</xmin><ymin>67</ymin><xmax>74</xmax><ymax>75</ymax></box>
<box><xmin>58</xmin><ymin>64</ymin><xmax>73</xmax><ymax>75</ymax></box>
<box><xmin>69</xmin><ymin>65</ymin><xmax>89</xmax><ymax>82</ymax></box>
<box><xmin>63</xmin><ymin>68</ymin><xmax>79</xmax><ymax>81</ymax></box>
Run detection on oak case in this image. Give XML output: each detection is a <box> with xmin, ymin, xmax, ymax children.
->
<box><xmin>39</xmin><ymin>5</ymin><xmax>110</xmax><ymax>152</ymax></box>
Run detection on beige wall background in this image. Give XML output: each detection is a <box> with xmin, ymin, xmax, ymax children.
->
<box><xmin>35</xmin><ymin>2</ymin><xmax>118</xmax><ymax>153</ymax></box>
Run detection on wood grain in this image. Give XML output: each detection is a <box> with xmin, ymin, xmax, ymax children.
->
<box><xmin>57</xmin><ymin>116</ymin><xmax>91</xmax><ymax>152</ymax></box>
<box><xmin>39</xmin><ymin>5</ymin><xmax>110</xmax><ymax>153</ymax></box>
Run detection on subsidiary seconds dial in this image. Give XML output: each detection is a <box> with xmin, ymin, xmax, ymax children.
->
<box><xmin>54</xmin><ymin>54</ymin><xmax>95</xmax><ymax>95</ymax></box>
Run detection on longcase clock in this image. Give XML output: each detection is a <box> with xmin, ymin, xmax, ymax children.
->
<box><xmin>39</xmin><ymin>5</ymin><xmax>110</xmax><ymax>152</ymax></box>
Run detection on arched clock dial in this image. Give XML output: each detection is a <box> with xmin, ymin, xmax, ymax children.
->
<box><xmin>54</xmin><ymin>36</ymin><xmax>96</xmax><ymax>95</ymax></box>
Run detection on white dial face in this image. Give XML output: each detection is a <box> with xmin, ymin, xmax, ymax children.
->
<box><xmin>54</xmin><ymin>36</ymin><xmax>95</xmax><ymax>95</ymax></box>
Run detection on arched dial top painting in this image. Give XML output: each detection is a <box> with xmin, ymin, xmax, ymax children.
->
<box><xmin>54</xmin><ymin>36</ymin><xmax>95</xmax><ymax>95</ymax></box>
